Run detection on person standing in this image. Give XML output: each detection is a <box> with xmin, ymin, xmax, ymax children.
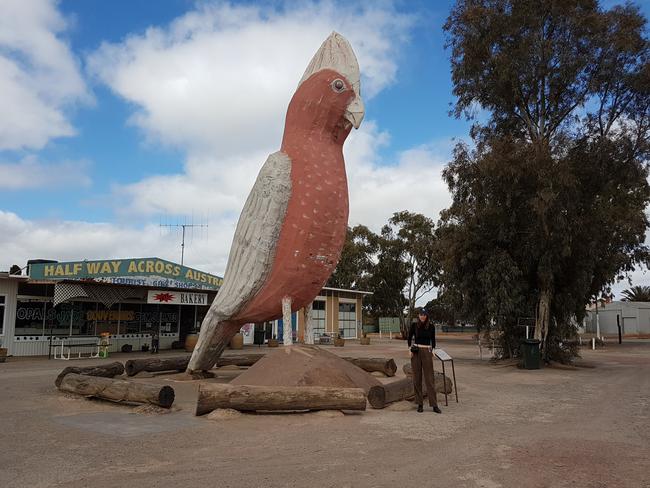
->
<box><xmin>151</xmin><ymin>326</ymin><xmax>160</xmax><ymax>354</ymax></box>
<box><xmin>408</xmin><ymin>308</ymin><xmax>441</xmax><ymax>413</ymax></box>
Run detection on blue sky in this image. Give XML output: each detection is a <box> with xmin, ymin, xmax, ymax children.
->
<box><xmin>1</xmin><ymin>0</ymin><xmax>649</xmax><ymax>296</ymax></box>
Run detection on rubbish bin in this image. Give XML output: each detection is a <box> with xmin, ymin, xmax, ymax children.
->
<box><xmin>521</xmin><ymin>339</ymin><xmax>541</xmax><ymax>369</ymax></box>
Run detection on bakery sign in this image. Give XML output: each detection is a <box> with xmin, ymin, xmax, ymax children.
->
<box><xmin>147</xmin><ymin>290</ymin><xmax>209</xmax><ymax>306</ymax></box>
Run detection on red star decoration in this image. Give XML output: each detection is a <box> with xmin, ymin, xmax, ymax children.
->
<box><xmin>153</xmin><ymin>292</ymin><xmax>175</xmax><ymax>303</ymax></box>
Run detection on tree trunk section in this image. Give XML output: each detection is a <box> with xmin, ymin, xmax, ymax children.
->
<box><xmin>125</xmin><ymin>357</ymin><xmax>190</xmax><ymax>376</ymax></box>
<box><xmin>367</xmin><ymin>377</ymin><xmax>415</xmax><ymax>409</ymax></box>
<box><xmin>196</xmin><ymin>383</ymin><xmax>367</xmax><ymax>415</ymax></box>
<box><xmin>54</xmin><ymin>362</ymin><xmax>125</xmax><ymax>388</ymax></box>
<box><xmin>342</xmin><ymin>357</ymin><xmax>397</xmax><ymax>377</ymax></box>
<box><xmin>217</xmin><ymin>354</ymin><xmax>265</xmax><ymax>367</ymax></box>
<box><xmin>58</xmin><ymin>373</ymin><xmax>175</xmax><ymax>408</ymax></box>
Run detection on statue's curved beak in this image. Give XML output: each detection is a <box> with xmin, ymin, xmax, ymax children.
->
<box><xmin>345</xmin><ymin>96</ymin><xmax>364</xmax><ymax>129</ymax></box>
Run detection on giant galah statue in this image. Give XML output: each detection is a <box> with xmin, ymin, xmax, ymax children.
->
<box><xmin>188</xmin><ymin>32</ymin><xmax>364</xmax><ymax>373</ymax></box>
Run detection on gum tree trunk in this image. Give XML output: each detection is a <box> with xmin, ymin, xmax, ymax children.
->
<box><xmin>535</xmin><ymin>286</ymin><xmax>552</xmax><ymax>352</ymax></box>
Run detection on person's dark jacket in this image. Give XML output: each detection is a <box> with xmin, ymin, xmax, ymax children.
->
<box><xmin>407</xmin><ymin>320</ymin><xmax>436</xmax><ymax>348</ymax></box>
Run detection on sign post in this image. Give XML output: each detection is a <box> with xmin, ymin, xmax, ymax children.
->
<box><xmin>434</xmin><ymin>348</ymin><xmax>459</xmax><ymax>406</ymax></box>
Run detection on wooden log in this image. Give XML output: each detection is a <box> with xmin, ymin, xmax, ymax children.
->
<box><xmin>54</xmin><ymin>362</ymin><xmax>125</xmax><ymax>388</ymax></box>
<box><xmin>58</xmin><ymin>373</ymin><xmax>175</xmax><ymax>408</ymax></box>
<box><xmin>125</xmin><ymin>357</ymin><xmax>189</xmax><ymax>376</ymax></box>
<box><xmin>367</xmin><ymin>377</ymin><xmax>415</xmax><ymax>409</ymax></box>
<box><xmin>216</xmin><ymin>354</ymin><xmax>265</xmax><ymax>367</ymax></box>
<box><xmin>196</xmin><ymin>383</ymin><xmax>367</xmax><ymax>416</ymax></box>
<box><xmin>402</xmin><ymin>364</ymin><xmax>453</xmax><ymax>394</ymax></box>
<box><xmin>342</xmin><ymin>357</ymin><xmax>397</xmax><ymax>377</ymax></box>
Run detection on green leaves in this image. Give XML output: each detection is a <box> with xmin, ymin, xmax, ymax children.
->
<box><xmin>328</xmin><ymin>212</ymin><xmax>440</xmax><ymax>329</ymax></box>
<box><xmin>621</xmin><ymin>285</ymin><xmax>650</xmax><ymax>301</ymax></box>
<box><xmin>441</xmin><ymin>0</ymin><xmax>650</xmax><ymax>361</ymax></box>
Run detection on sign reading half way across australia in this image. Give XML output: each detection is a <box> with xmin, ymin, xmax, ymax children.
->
<box><xmin>28</xmin><ymin>257</ymin><xmax>223</xmax><ymax>291</ymax></box>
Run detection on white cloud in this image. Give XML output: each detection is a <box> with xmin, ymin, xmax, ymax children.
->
<box><xmin>87</xmin><ymin>1</ymin><xmax>411</xmax><ymax>157</ymax></box>
<box><xmin>0</xmin><ymin>0</ymin><xmax>90</xmax><ymax>150</ymax></box>
<box><xmin>0</xmin><ymin>155</ymin><xmax>91</xmax><ymax>190</ymax></box>
<box><xmin>86</xmin><ymin>0</ymin><xmax>436</xmax><ymax>231</ymax></box>
<box><xmin>344</xmin><ymin>123</ymin><xmax>452</xmax><ymax>231</ymax></box>
<box><xmin>80</xmin><ymin>0</ymin><xmax>455</xmax><ymax>275</ymax></box>
<box><xmin>0</xmin><ymin>210</ymin><xmax>232</xmax><ymax>274</ymax></box>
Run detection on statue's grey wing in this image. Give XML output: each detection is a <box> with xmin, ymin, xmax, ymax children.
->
<box><xmin>210</xmin><ymin>150</ymin><xmax>292</xmax><ymax>319</ymax></box>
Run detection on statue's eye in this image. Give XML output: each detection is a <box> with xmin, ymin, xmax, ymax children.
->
<box><xmin>332</xmin><ymin>79</ymin><xmax>345</xmax><ymax>92</ymax></box>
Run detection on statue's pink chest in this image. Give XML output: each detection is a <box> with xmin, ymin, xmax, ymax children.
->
<box><xmin>235</xmin><ymin>138</ymin><xmax>349</xmax><ymax>322</ymax></box>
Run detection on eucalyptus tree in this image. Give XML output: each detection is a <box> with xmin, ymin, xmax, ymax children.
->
<box><xmin>441</xmin><ymin>0</ymin><xmax>650</xmax><ymax>359</ymax></box>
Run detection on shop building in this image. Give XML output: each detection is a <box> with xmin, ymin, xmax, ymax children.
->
<box><xmin>1</xmin><ymin>258</ymin><xmax>372</xmax><ymax>356</ymax></box>
<box><xmin>1</xmin><ymin>257</ymin><xmax>222</xmax><ymax>356</ymax></box>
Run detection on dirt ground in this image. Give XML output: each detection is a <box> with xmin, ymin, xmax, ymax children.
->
<box><xmin>0</xmin><ymin>336</ymin><xmax>648</xmax><ymax>488</ymax></box>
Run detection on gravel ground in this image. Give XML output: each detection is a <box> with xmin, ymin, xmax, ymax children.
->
<box><xmin>0</xmin><ymin>337</ymin><xmax>648</xmax><ymax>488</ymax></box>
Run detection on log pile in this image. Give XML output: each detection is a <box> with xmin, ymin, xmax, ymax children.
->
<box><xmin>196</xmin><ymin>383</ymin><xmax>367</xmax><ymax>416</ymax></box>
<box><xmin>57</xmin><ymin>373</ymin><xmax>175</xmax><ymax>408</ymax></box>
<box><xmin>126</xmin><ymin>353</ymin><xmax>399</xmax><ymax>378</ymax></box>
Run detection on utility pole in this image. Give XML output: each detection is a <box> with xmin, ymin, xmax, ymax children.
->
<box><xmin>160</xmin><ymin>222</ymin><xmax>208</xmax><ymax>265</ymax></box>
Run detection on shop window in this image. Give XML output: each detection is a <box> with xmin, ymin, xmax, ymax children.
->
<box><xmin>15</xmin><ymin>300</ymin><xmax>46</xmax><ymax>335</ymax></box>
<box><xmin>120</xmin><ymin>303</ymin><xmax>142</xmax><ymax>334</ymax></box>
<box><xmin>44</xmin><ymin>302</ymin><xmax>73</xmax><ymax>336</ymax></box>
<box><xmin>179</xmin><ymin>305</ymin><xmax>198</xmax><ymax>338</ymax></box>
<box><xmin>139</xmin><ymin>304</ymin><xmax>160</xmax><ymax>334</ymax></box>
<box><xmin>159</xmin><ymin>304</ymin><xmax>179</xmax><ymax>334</ymax></box>
<box><xmin>0</xmin><ymin>295</ymin><xmax>5</xmax><ymax>335</ymax></box>
<box><xmin>195</xmin><ymin>306</ymin><xmax>208</xmax><ymax>331</ymax></box>
<box><xmin>93</xmin><ymin>304</ymin><xmax>119</xmax><ymax>336</ymax></box>
<box><xmin>311</xmin><ymin>300</ymin><xmax>326</xmax><ymax>335</ymax></box>
<box><xmin>70</xmin><ymin>302</ymin><xmax>97</xmax><ymax>336</ymax></box>
<box><xmin>338</xmin><ymin>302</ymin><xmax>357</xmax><ymax>338</ymax></box>
<box><xmin>139</xmin><ymin>304</ymin><xmax>179</xmax><ymax>335</ymax></box>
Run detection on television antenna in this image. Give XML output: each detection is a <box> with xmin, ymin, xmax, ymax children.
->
<box><xmin>160</xmin><ymin>215</ymin><xmax>208</xmax><ymax>265</ymax></box>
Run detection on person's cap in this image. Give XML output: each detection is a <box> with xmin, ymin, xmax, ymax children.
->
<box><xmin>418</xmin><ymin>308</ymin><xmax>429</xmax><ymax>316</ymax></box>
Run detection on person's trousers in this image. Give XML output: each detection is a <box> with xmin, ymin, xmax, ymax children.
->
<box><xmin>411</xmin><ymin>349</ymin><xmax>438</xmax><ymax>407</ymax></box>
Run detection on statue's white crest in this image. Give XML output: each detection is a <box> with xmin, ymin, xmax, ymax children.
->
<box><xmin>299</xmin><ymin>31</ymin><xmax>361</xmax><ymax>98</ymax></box>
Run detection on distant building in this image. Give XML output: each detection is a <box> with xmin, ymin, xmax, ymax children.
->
<box><xmin>585</xmin><ymin>300</ymin><xmax>650</xmax><ymax>336</ymax></box>
<box><xmin>1</xmin><ymin>257</ymin><xmax>222</xmax><ymax>356</ymax></box>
